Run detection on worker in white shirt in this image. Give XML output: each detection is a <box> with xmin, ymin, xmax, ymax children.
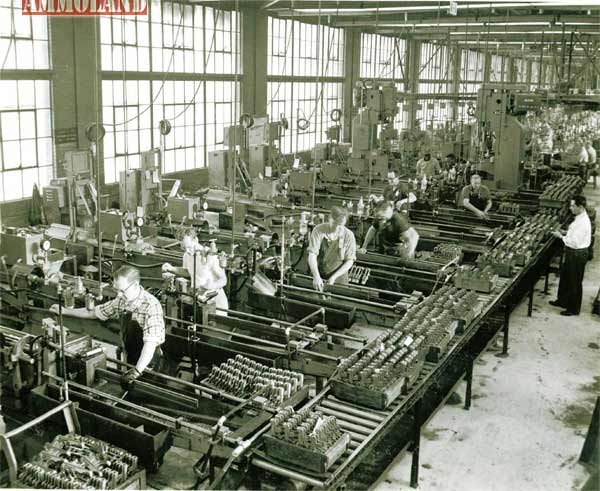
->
<box><xmin>416</xmin><ymin>152</ymin><xmax>441</xmax><ymax>179</ymax></box>
<box><xmin>163</xmin><ymin>228</ymin><xmax>229</xmax><ymax>316</ymax></box>
<box><xmin>586</xmin><ymin>141</ymin><xmax>597</xmax><ymax>188</ymax></box>
<box><xmin>577</xmin><ymin>140</ymin><xmax>589</xmax><ymax>183</ymax></box>
<box><xmin>549</xmin><ymin>195</ymin><xmax>592</xmax><ymax>316</ymax></box>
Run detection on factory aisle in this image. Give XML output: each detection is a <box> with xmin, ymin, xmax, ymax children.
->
<box><xmin>373</xmin><ymin>191</ymin><xmax>600</xmax><ymax>491</ymax></box>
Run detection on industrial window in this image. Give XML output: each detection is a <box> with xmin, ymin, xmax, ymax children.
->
<box><xmin>100</xmin><ymin>1</ymin><xmax>241</xmax><ymax>183</ymax></box>
<box><xmin>416</xmin><ymin>83</ymin><xmax>453</xmax><ymax>130</ymax></box>
<box><xmin>360</xmin><ymin>33</ymin><xmax>406</xmax><ymax>81</ymax></box>
<box><xmin>514</xmin><ymin>59</ymin><xmax>528</xmax><ymax>83</ymax></box>
<box><xmin>0</xmin><ymin>0</ymin><xmax>52</xmax><ymax>202</ymax></box>
<box><xmin>267</xmin><ymin>17</ymin><xmax>344</xmax><ymax>154</ymax></box>
<box><xmin>459</xmin><ymin>49</ymin><xmax>485</xmax><ymax>96</ymax></box>
<box><xmin>0</xmin><ymin>81</ymin><xmax>53</xmax><ymax>202</ymax></box>
<box><xmin>0</xmin><ymin>0</ymin><xmax>50</xmax><ymax>70</ymax></box>
<box><xmin>267</xmin><ymin>17</ymin><xmax>344</xmax><ymax>77</ymax></box>
<box><xmin>267</xmin><ymin>82</ymin><xmax>343</xmax><ymax>154</ymax></box>
<box><xmin>102</xmin><ymin>79</ymin><xmax>239</xmax><ymax>183</ymax></box>
<box><xmin>530</xmin><ymin>61</ymin><xmax>540</xmax><ymax>87</ymax></box>
<box><xmin>101</xmin><ymin>1</ymin><xmax>240</xmax><ymax>74</ymax></box>
<box><xmin>490</xmin><ymin>54</ymin><xmax>507</xmax><ymax>83</ymax></box>
<box><xmin>419</xmin><ymin>42</ymin><xmax>449</xmax><ymax>82</ymax></box>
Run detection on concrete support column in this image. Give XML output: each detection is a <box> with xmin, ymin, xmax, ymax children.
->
<box><xmin>342</xmin><ymin>29</ymin><xmax>360</xmax><ymax>142</ymax></box>
<box><xmin>50</xmin><ymin>17</ymin><xmax>102</xmax><ymax>181</ymax></box>
<box><xmin>483</xmin><ymin>52</ymin><xmax>491</xmax><ymax>84</ymax></box>
<box><xmin>405</xmin><ymin>38</ymin><xmax>420</xmax><ymax>130</ymax></box>
<box><xmin>526</xmin><ymin>59</ymin><xmax>533</xmax><ymax>87</ymax></box>
<box><xmin>506</xmin><ymin>57</ymin><xmax>516</xmax><ymax>84</ymax></box>
<box><xmin>242</xmin><ymin>9</ymin><xmax>267</xmax><ymax>117</ymax></box>
<box><xmin>449</xmin><ymin>45</ymin><xmax>461</xmax><ymax>123</ymax></box>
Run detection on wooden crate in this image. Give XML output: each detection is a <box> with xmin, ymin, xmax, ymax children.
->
<box><xmin>540</xmin><ymin>198</ymin><xmax>565</xmax><ymax>209</ymax></box>
<box><xmin>117</xmin><ymin>469</ymin><xmax>146</xmax><ymax>490</ymax></box>
<box><xmin>331</xmin><ymin>371</ymin><xmax>409</xmax><ymax>410</ymax></box>
<box><xmin>263</xmin><ymin>432</ymin><xmax>350</xmax><ymax>474</ymax></box>
<box><xmin>426</xmin><ymin>330</ymin><xmax>454</xmax><ymax>363</ymax></box>
<box><xmin>402</xmin><ymin>358</ymin><xmax>425</xmax><ymax>393</ymax></box>
<box><xmin>454</xmin><ymin>276</ymin><xmax>497</xmax><ymax>294</ymax></box>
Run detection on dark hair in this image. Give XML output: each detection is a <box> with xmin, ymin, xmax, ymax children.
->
<box><xmin>446</xmin><ymin>153</ymin><xmax>456</xmax><ymax>160</ymax></box>
<box><xmin>375</xmin><ymin>201</ymin><xmax>393</xmax><ymax>215</ymax></box>
<box><xmin>114</xmin><ymin>265</ymin><xmax>140</xmax><ymax>283</ymax></box>
<box><xmin>573</xmin><ymin>195</ymin><xmax>587</xmax><ymax>208</ymax></box>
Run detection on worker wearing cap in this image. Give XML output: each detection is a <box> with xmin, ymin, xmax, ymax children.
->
<box><xmin>416</xmin><ymin>152</ymin><xmax>441</xmax><ymax>179</ymax></box>
<box><xmin>461</xmin><ymin>174</ymin><xmax>492</xmax><ymax>220</ymax></box>
<box><xmin>51</xmin><ymin>265</ymin><xmax>165</xmax><ymax>389</ymax></box>
<box><xmin>307</xmin><ymin>206</ymin><xmax>356</xmax><ymax>291</ymax></box>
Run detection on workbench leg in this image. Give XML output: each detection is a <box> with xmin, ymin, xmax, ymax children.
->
<box><xmin>544</xmin><ymin>264</ymin><xmax>550</xmax><ymax>295</ymax></box>
<box><xmin>498</xmin><ymin>304</ymin><xmax>510</xmax><ymax>358</ymax></box>
<box><xmin>527</xmin><ymin>279</ymin><xmax>535</xmax><ymax>317</ymax></box>
<box><xmin>316</xmin><ymin>376</ymin><xmax>324</xmax><ymax>393</ymax></box>
<box><xmin>464</xmin><ymin>359</ymin><xmax>473</xmax><ymax>411</ymax></box>
<box><xmin>410</xmin><ymin>400</ymin><xmax>422</xmax><ymax>488</ymax></box>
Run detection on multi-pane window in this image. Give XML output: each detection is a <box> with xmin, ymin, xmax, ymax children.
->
<box><xmin>102</xmin><ymin>79</ymin><xmax>239</xmax><ymax>183</ymax></box>
<box><xmin>0</xmin><ymin>0</ymin><xmax>52</xmax><ymax>202</ymax></box>
<box><xmin>419</xmin><ymin>42</ymin><xmax>449</xmax><ymax>82</ymax></box>
<box><xmin>101</xmin><ymin>1</ymin><xmax>240</xmax><ymax>74</ymax></box>
<box><xmin>460</xmin><ymin>49</ymin><xmax>485</xmax><ymax>83</ymax></box>
<box><xmin>459</xmin><ymin>49</ymin><xmax>485</xmax><ymax>99</ymax></box>
<box><xmin>514</xmin><ymin>59</ymin><xmax>528</xmax><ymax>84</ymax></box>
<box><xmin>0</xmin><ymin>0</ymin><xmax>50</xmax><ymax>70</ymax></box>
<box><xmin>0</xmin><ymin>81</ymin><xmax>53</xmax><ymax>201</ymax></box>
<box><xmin>415</xmin><ymin>83</ymin><xmax>453</xmax><ymax>130</ymax></box>
<box><xmin>360</xmin><ymin>33</ymin><xmax>406</xmax><ymax>80</ymax></box>
<box><xmin>530</xmin><ymin>61</ymin><xmax>540</xmax><ymax>87</ymax></box>
<box><xmin>267</xmin><ymin>17</ymin><xmax>344</xmax><ymax>154</ymax></box>
<box><xmin>100</xmin><ymin>1</ymin><xmax>241</xmax><ymax>182</ymax></box>
<box><xmin>267</xmin><ymin>17</ymin><xmax>344</xmax><ymax>77</ymax></box>
<box><xmin>490</xmin><ymin>54</ymin><xmax>506</xmax><ymax>82</ymax></box>
<box><xmin>268</xmin><ymin>82</ymin><xmax>343</xmax><ymax>154</ymax></box>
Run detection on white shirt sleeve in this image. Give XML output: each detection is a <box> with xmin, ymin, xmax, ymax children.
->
<box><xmin>562</xmin><ymin>214</ymin><xmax>592</xmax><ymax>249</ymax></box>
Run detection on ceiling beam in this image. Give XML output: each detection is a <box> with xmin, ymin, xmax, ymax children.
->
<box><xmin>332</xmin><ymin>15</ymin><xmax>600</xmax><ymax>28</ymax></box>
<box><xmin>401</xmin><ymin>33</ymin><xmax>600</xmax><ymax>42</ymax></box>
<box><xmin>374</xmin><ymin>25</ymin><xmax>600</xmax><ymax>35</ymax></box>
<box><xmin>270</xmin><ymin>4</ymin><xmax>600</xmax><ymax>17</ymax></box>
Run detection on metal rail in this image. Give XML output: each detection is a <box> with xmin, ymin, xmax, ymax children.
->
<box><xmin>248</xmin><ymin>234</ymin><xmax>559</xmax><ymax>489</ymax></box>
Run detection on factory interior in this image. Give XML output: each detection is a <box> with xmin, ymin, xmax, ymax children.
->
<box><xmin>1</xmin><ymin>0</ymin><xmax>600</xmax><ymax>489</ymax></box>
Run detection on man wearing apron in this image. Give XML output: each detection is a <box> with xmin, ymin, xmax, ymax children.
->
<box><xmin>51</xmin><ymin>266</ymin><xmax>165</xmax><ymax>389</ymax></box>
<box><xmin>307</xmin><ymin>206</ymin><xmax>356</xmax><ymax>291</ymax></box>
<box><xmin>163</xmin><ymin>227</ymin><xmax>229</xmax><ymax>316</ymax></box>
<box><xmin>461</xmin><ymin>174</ymin><xmax>492</xmax><ymax>219</ymax></box>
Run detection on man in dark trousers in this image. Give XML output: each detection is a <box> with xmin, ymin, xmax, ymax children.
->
<box><xmin>51</xmin><ymin>265</ymin><xmax>165</xmax><ymax>387</ymax></box>
<box><xmin>550</xmin><ymin>195</ymin><xmax>592</xmax><ymax>316</ymax></box>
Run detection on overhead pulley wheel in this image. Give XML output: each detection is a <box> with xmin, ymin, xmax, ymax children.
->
<box><xmin>239</xmin><ymin>113</ymin><xmax>254</xmax><ymax>128</ymax></box>
<box><xmin>159</xmin><ymin>119</ymin><xmax>172</xmax><ymax>135</ymax></box>
<box><xmin>297</xmin><ymin>118</ymin><xmax>310</xmax><ymax>131</ymax></box>
<box><xmin>330</xmin><ymin>108</ymin><xmax>342</xmax><ymax>122</ymax></box>
<box><xmin>85</xmin><ymin>123</ymin><xmax>105</xmax><ymax>142</ymax></box>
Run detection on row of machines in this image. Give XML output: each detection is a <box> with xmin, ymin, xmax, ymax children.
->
<box><xmin>0</xmin><ymin>165</ymin><xmax>583</xmax><ymax>489</ymax></box>
<box><xmin>0</xmin><ymin>82</ymin><xmax>587</xmax><ymax>487</ymax></box>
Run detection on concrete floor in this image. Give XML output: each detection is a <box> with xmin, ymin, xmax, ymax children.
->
<box><xmin>373</xmin><ymin>187</ymin><xmax>600</xmax><ymax>491</ymax></box>
<box><xmin>148</xmin><ymin>188</ymin><xmax>600</xmax><ymax>491</ymax></box>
